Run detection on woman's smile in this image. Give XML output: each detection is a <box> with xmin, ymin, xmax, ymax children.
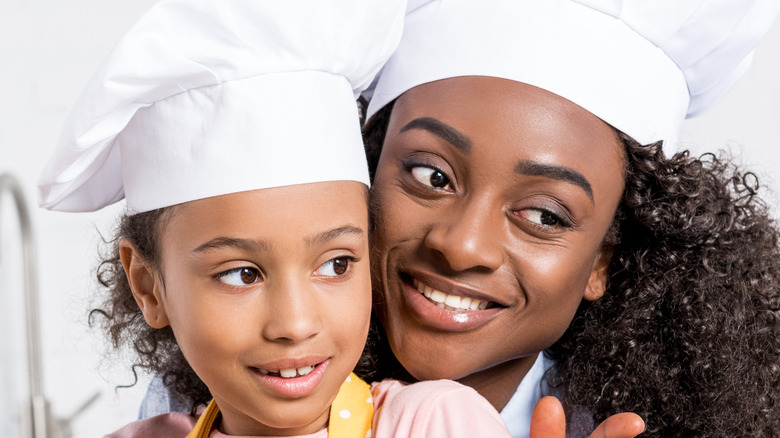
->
<box><xmin>398</xmin><ymin>271</ymin><xmax>509</xmax><ymax>331</ymax></box>
<box><xmin>411</xmin><ymin>277</ymin><xmax>495</xmax><ymax>311</ymax></box>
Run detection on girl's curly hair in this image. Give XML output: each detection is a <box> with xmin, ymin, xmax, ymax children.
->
<box><xmin>90</xmin><ymin>206</ymin><xmax>211</xmax><ymax>412</ymax></box>
<box><xmin>360</xmin><ymin>101</ymin><xmax>780</xmax><ymax>436</ymax></box>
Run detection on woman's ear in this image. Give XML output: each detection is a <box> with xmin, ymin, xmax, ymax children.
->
<box><xmin>119</xmin><ymin>238</ymin><xmax>170</xmax><ymax>329</ymax></box>
<box><xmin>584</xmin><ymin>245</ymin><xmax>612</xmax><ymax>302</ymax></box>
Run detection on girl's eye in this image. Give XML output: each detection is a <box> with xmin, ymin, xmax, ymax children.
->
<box><xmin>217</xmin><ymin>267</ymin><xmax>261</xmax><ymax>286</ymax></box>
<box><xmin>410</xmin><ymin>166</ymin><xmax>451</xmax><ymax>190</ymax></box>
<box><xmin>314</xmin><ymin>256</ymin><xmax>356</xmax><ymax>277</ymax></box>
<box><xmin>516</xmin><ymin>208</ymin><xmax>565</xmax><ymax>227</ymax></box>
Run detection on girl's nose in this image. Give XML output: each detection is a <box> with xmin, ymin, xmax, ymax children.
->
<box><xmin>423</xmin><ymin>197</ymin><xmax>504</xmax><ymax>272</ymax></box>
<box><xmin>261</xmin><ymin>281</ymin><xmax>323</xmax><ymax>344</ymax></box>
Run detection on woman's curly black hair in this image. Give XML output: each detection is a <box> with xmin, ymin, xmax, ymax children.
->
<box><xmin>360</xmin><ymin>100</ymin><xmax>780</xmax><ymax>437</ymax></box>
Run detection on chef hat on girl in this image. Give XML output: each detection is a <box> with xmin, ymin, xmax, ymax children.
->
<box><xmin>366</xmin><ymin>0</ymin><xmax>780</xmax><ymax>147</ymax></box>
<box><xmin>38</xmin><ymin>0</ymin><xmax>404</xmax><ymax>213</ymax></box>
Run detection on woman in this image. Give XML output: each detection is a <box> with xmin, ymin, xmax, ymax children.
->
<box><xmin>359</xmin><ymin>0</ymin><xmax>780</xmax><ymax>436</ymax></box>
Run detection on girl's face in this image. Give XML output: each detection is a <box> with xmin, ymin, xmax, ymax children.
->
<box><xmin>135</xmin><ymin>181</ymin><xmax>370</xmax><ymax>436</ymax></box>
<box><xmin>370</xmin><ymin>76</ymin><xmax>626</xmax><ymax>406</ymax></box>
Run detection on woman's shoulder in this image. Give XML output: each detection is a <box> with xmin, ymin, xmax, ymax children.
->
<box><xmin>104</xmin><ymin>412</ymin><xmax>197</xmax><ymax>438</ymax></box>
<box><xmin>371</xmin><ymin>378</ymin><xmax>485</xmax><ymax>407</ymax></box>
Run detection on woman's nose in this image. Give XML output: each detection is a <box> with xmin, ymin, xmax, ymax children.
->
<box><xmin>261</xmin><ymin>280</ymin><xmax>323</xmax><ymax>344</ymax></box>
<box><xmin>423</xmin><ymin>197</ymin><xmax>504</xmax><ymax>272</ymax></box>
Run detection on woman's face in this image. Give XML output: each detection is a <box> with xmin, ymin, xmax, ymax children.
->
<box><xmin>138</xmin><ymin>181</ymin><xmax>371</xmax><ymax>436</ymax></box>
<box><xmin>370</xmin><ymin>76</ymin><xmax>626</xmax><ymax>402</ymax></box>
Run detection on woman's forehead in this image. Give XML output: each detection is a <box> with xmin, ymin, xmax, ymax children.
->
<box><xmin>391</xmin><ymin>77</ymin><xmax>624</xmax><ymax>163</ymax></box>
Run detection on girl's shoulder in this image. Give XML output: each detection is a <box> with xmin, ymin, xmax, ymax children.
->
<box><xmin>104</xmin><ymin>412</ymin><xmax>197</xmax><ymax>438</ymax></box>
<box><xmin>105</xmin><ymin>412</ymin><xmax>330</xmax><ymax>438</ymax></box>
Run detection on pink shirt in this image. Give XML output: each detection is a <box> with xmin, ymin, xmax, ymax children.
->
<box><xmin>106</xmin><ymin>379</ymin><xmax>510</xmax><ymax>438</ymax></box>
<box><xmin>371</xmin><ymin>379</ymin><xmax>511</xmax><ymax>438</ymax></box>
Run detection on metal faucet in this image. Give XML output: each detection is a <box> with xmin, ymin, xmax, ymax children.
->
<box><xmin>0</xmin><ymin>172</ymin><xmax>49</xmax><ymax>438</ymax></box>
<box><xmin>1</xmin><ymin>173</ymin><xmax>102</xmax><ymax>438</ymax></box>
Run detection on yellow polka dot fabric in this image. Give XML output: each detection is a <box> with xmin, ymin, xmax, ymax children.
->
<box><xmin>186</xmin><ymin>373</ymin><xmax>374</xmax><ymax>438</ymax></box>
<box><xmin>328</xmin><ymin>373</ymin><xmax>374</xmax><ymax>438</ymax></box>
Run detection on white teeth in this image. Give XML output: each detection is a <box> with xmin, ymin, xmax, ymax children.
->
<box><xmin>430</xmin><ymin>290</ymin><xmax>446</xmax><ymax>304</ymax></box>
<box><xmin>280</xmin><ymin>368</ymin><xmax>297</xmax><ymax>378</ymax></box>
<box><xmin>297</xmin><ymin>365</ymin><xmax>314</xmax><ymax>376</ymax></box>
<box><xmin>260</xmin><ymin>365</ymin><xmax>316</xmax><ymax>378</ymax></box>
<box><xmin>412</xmin><ymin>278</ymin><xmax>490</xmax><ymax>311</ymax></box>
<box><xmin>444</xmin><ymin>294</ymin><xmax>461</xmax><ymax>308</ymax></box>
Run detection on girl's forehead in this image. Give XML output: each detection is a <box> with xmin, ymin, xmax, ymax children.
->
<box><xmin>160</xmin><ymin>182</ymin><xmax>369</xmax><ymax>250</ymax></box>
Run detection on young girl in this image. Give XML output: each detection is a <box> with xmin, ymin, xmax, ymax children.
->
<box><xmin>37</xmin><ymin>1</ymin><xmax>512</xmax><ymax>437</ymax></box>
<box><xmin>358</xmin><ymin>0</ymin><xmax>780</xmax><ymax>437</ymax></box>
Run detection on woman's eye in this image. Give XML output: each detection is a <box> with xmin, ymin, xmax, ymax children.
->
<box><xmin>517</xmin><ymin>208</ymin><xmax>563</xmax><ymax>227</ymax></box>
<box><xmin>410</xmin><ymin>166</ymin><xmax>451</xmax><ymax>190</ymax></box>
<box><xmin>314</xmin><ymin>256</ymin><xmax>355</xmax><ymax>277</ymax></box>
<box><xmin>217</xmin><ymin>267</ymin><xmax>261</xmax><ymax>286</ymax></box>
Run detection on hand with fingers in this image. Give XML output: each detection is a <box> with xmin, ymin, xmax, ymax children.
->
<box><xmin>530</xmin><ymin>396</ymin><xmax>645</xmax><ymax>438</ymax></box>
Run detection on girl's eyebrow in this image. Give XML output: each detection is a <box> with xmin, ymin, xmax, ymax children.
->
<box><xmin>515</xmin><ymin>160</ymin><xmax>594</xmax><ymax>203</ymax></box>
<box><xmin>399</xmin><ymin>117</ymin><xmax>472</xmax><ymax>154</ymax></box>
<box><xmin>192</xmin><ymin>225</ymin><xmax>364</xmax><ymax>254</ymax></box>
<box><xmin>193</xmin><ymin>237</ymin><xmax>270</xmax><ymax>254</ymax></box>
<box><xmin>305</xmin><ymin>225</ymin><xmax>365</xmax><ymax>248</ymax></box>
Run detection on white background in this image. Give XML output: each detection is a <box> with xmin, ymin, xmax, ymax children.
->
<box><xmin>1</xmin><ymin>2</ymin><xmax>778</xmax><ymax>437</ymax></box>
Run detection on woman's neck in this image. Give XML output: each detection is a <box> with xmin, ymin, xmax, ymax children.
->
<box><xmin>456</xmin><ymin>353</ymin><xmax>539</xmax><ymax>412</ymax></box>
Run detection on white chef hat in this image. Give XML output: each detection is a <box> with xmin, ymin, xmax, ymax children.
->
<box><xmin>38</xmin><ymin>0</ymin><xmax>404</xmax><ymax>213</ymax></box>
<box><xmin>366</xmin><ymin>0</ymin><xmax>780</xmax><ymax>147</ymax></box>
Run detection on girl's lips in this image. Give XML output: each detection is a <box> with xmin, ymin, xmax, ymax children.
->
<box><xmin>250</xmin><ymin>358</ymin><xmax>330</xmax><ymax>398</ymax></box>
<box><xmin>399</xmin><ymin>274</ymin><xmax>503</xmax><ymax>332</ymax></box>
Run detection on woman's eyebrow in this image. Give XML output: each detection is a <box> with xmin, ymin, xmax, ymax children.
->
<box><xmin>515</xmin><ymin>160</ymin><xmax>594</xmax><ymax>203</ymax></box>
<box><xmin>305</xmin><ymin>225</ymin><xmax>365</xmax><ymax>248</ymax></box>
<box><xmin>399</xmin><ymin>117</ymin><xmax>472</xmax><ymax>154</ymax></box>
